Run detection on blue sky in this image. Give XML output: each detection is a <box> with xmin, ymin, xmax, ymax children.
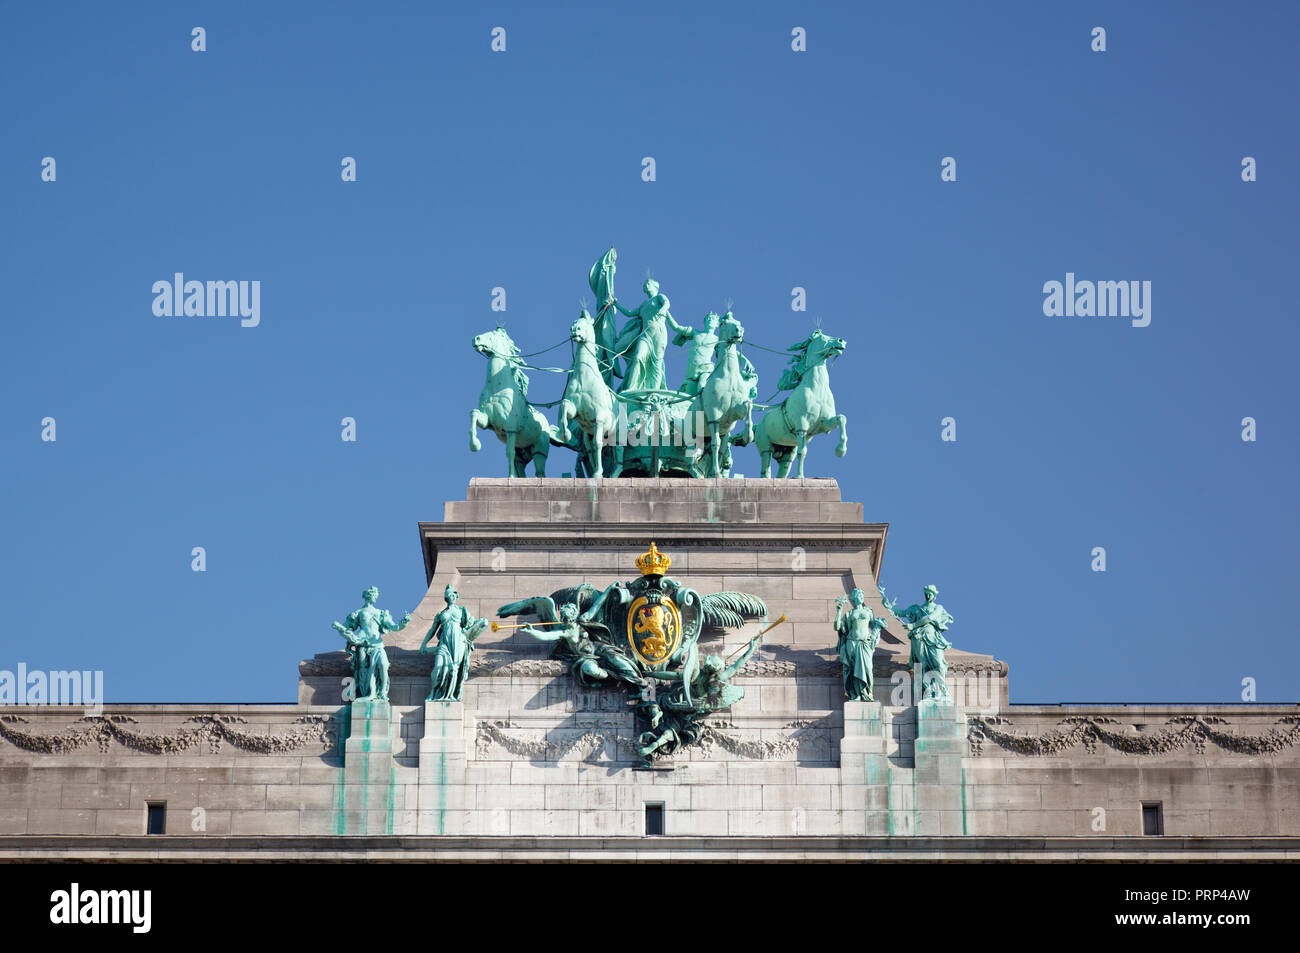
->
<box><xmin>2</xmin><ymin>1</ymin><xmax>1297</xmax><ymax>704</ymax></box>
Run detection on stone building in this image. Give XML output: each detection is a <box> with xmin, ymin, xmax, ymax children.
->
<box><xmin>1</xmin><ymin>480</ymin><xmax>1296</xmax><ymax>860</ymax></box>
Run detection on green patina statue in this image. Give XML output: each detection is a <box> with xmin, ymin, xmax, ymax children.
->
<box><xmin>499</xmin><ymin>543</ymin><xmax>776</xmax><ymax>763</ymax></box>
<box><xmin>880</xmin><ymin>584</ymin><xmax>955</xmax><ymax>701</ymax></box>
<box><xmin>753</xmin><ymin>329</ymin><xmax>848</xmax><ymax>478</ymax></box>
<box><xmin>420</xmin><ymin>584</ymin><xmax>489</xmax><ymax>702</ymax></box>
<box><xmin>687</xmin><ymin>311</ymin><xmax>757</xmax><ymax>477</ymax></box>
<box><xmin>468</xmin><ymin>248</ymin><xmax>850</xmax><ymax>478</ymax></box>
<box><xmin>638</xmin><ymin>632</ymin><xmax>763</xmax><ymax>763</ymax></box>
<box><xmin>673</xmin><ymin>311</ymin><xmax>721</xmax><ymax>397</ymax></box>
<box><xmin>833</xmin><ymin>588</ymin><xmax>887</xmax><ymax>701</ymax></box>
<box><xmin>588</xmin><ymin>248</ymin><xmax>621</xmax><ymax>389</ymax></box>
<box><xmin>470</xmin><ymin>326</ymin><xmax>558</xmax><ymax>477</ymax></box>
<box><xmin>332</xmin><ymin>586</ymin><xmax>412</xmax><ymax>702</ymax></box>
<box><xmin>612</xmin><ymin>277</ymin><xmax>682</xmax><ymax>394</ymax></box>
<box><xmin>503</xmin><ymin>594</ymin><xmax>647</xmax><ymax>691</ymax></box>
<box><xmin>558</xmin><ymin>310</ymin><xmax>621</xmax><ymax>478</ymax></box>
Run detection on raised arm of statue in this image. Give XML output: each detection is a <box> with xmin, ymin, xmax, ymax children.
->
<box><xmin>722</xmin><ymin>634</ymin><xmax>762</xmax><ymax>682</ymax></box>
<box><xmin>614</xmin><ymin>298</ymin><xmax>638</xmax><ymax>318</ymax></box>
<box><xmin>665</xmin><ymin>313</ymin><xmax>690</xmax><ymax>337</ymax></box>
<box><xmin>381</xmin><ymin>610</ymin><xmax>412</xmax><ymax>633</ymax></box>
<box><xmin>518</xmin><ymin>624</ymin><xmax>566</xmax><ymax>643</ymax></box>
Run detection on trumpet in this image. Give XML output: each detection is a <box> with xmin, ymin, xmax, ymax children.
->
<box><xmin>724</xmin><ymin>614</ymin><xmax>787</xmax><ymax>661</ymax></box>
<box><xmin>489</xmin><ymin>620</ymin><xmax>566</xmax><ymax>633</ymax></box>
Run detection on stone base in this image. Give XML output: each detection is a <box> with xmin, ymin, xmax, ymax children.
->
<box><xmin>340</xmin><ymin>698</ymin><xmax>397</xmax><ymax>835</ymax></box>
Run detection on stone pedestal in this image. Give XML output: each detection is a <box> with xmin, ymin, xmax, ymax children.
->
<box><xmin>913</xmin><ymin>699</ymin><xmax>969</xmax><ymax>835</ymax></box>
<box><xmin>340</xmin><ymin>697</ymin><xmax>397</xmax><ymax>835</ymax></box>
<box><xmin>417</xmin><ymin>701</ymin><xmax>470</xmax><ymax>834</ymax></box>
<box><xmin>840</xmin><ymin>700</ymin><xmax>889</xmax><ymax>835</ymax></box>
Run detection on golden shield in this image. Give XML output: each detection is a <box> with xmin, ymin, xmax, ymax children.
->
<box><xmin>626</xmin><ymin>595</ymin><xmax>682</xmax><ymax>666</ymax></box>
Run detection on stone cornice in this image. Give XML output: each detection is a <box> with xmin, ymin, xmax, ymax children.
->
<box><xmin>1</xmin><ymin>834</ymin><xmax>1295</xmax><ymax>863</ymax></box>
<box><xmin>297</xmin><ymin>651</ymin><xmax>1008</xmax><ymax>679</ymax></box>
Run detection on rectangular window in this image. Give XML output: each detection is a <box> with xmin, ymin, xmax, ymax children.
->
<box><xmin>645</xmin><ymin>803</ymin><xmax>664</xmax><ymax>836</ymax></box>
<box><xmin>146</xmin><ymin>802</ymin><xmax>166</xmax><ymax>835</ymax></box>
<box><xmin>1141</xmin><ymin>802</ymin><xmax>1163</xmax><ymax>836</ymax></box>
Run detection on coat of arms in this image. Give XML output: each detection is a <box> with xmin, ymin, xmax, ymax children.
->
<box><xmin>496</xmin><ymin>541</ymin><xmax>784</xmax><ymax>764</ymax></box>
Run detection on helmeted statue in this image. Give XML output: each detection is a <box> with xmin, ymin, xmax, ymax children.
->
<box><xmin>332</xmin><ymin>586</ymin><xmax>412</xmax><ymax>702</ymax></box>
<box><xmin>420</xmin><ymin>584</ymin><xmax>489</xmax><ymax>702</ymax></box>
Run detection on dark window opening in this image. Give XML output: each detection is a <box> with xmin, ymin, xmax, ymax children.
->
<box><xmin>1141</xmin><ymin>802</ymin><xmax>1163</xmax><ymax>836</ymax></box>
<box><xmin>645</xmin><ymin>803</ymin><xmax>664</xmax><ymax>836</ymax></box>
<box><xmin>146</xmin><ymin>802</ymin><xmax>166</xmax><ymax>835</ymax></box>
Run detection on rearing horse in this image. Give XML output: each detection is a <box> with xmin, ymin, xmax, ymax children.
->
<box><xmin>469</xmin><ymin>326</ymin><xmax>555</xmax><ymax>477</ymax></box>
<box><xmin>558</xmin><ymin>310</ymin><xmax>620</xmax><ymax>478</ymax></box>
<box><xmin>753</xmin><ymin>329</ymin><xmax>848</xmax><ymax>478</ymax></box>
<box><xmin>687</xmin><ymin>312</ymin><xmax>755</xmax><ymax>477</ymax></box>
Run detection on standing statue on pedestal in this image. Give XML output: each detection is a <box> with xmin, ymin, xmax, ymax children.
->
<box><xmin>332</xmin><ymin>586</ymin><xmax>412</xmax><ymax>702</ymax></box>
<box><xmin>421</xmin><ymin>584</ymin><xmax>489</xmax><ymax>702</ymax></box>
<box><xmin>880</xmin><ymin>584</ymin><xmax>955</xmax><ymax>701</ymax></box>
<box><xmin>834</xmin><ymin>588</ymin><xmax>887</xmax><ymax>701</ymax></box>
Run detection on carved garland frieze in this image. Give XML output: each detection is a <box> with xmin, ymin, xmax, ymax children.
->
<box><xmin>0</xmin><ymin>713</ymin><xmax>339</xmax><ymax>756</ymax></box>
<box><xmin>968</xmin><ymin>715</ymin><xmax>1300</xmax><ymax>757</ymax></box>
<box><xmin>473</xmin><ymin>717</ymin><xmax>829</xmax><ymax>762</ymax></box>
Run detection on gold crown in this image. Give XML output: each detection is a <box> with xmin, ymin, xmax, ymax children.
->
<box><xmin>635</xmin><ymin>542</ymin><xmax>672</xmax><ymax>577</ymax></box>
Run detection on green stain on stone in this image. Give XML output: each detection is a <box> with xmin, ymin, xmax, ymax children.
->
<box><xmin>333</xmin><ymin>707</ymin><xmax>350</xmax><ymax>836</ymax></box>
<box><xmin>961</xmin><ymin>765</ymin><xmax>968</xmax><ymax>836</ymax></box>
<box><xmin>911</xmin><ymin>756</ymin><xmax>918</xmax><ymax>836</ymax></box>
<box><xmin>387</xmin><ymin>765</ymin><xmax>397</xmax><ymax>835</ymax></box>
<box><xmin>436</xmin><ymin>711</ymin><xmax>448</xmax><ymax>835</ymax></box>
<box><xmin>886</xmin><ymin>764</ymin><xmax>895</xmax><ymax>836</ymax></box>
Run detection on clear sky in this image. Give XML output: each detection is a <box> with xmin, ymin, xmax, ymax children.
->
<box><xmin>2</xmin><ymin>2</ymin><xmax>1297</xmax><ymax>705</ymax></box>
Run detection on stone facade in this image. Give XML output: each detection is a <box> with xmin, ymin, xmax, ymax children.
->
<box><xmin>0</xmin><ymin>479</ymin><xmax>1295</xmax><ymax>860</ymax></box>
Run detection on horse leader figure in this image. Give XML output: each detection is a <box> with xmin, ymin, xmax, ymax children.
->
<box><xmin>753</xmin><ymin>329</ymin><xmax>849</xmax><ymax>478</ymax></box>
<box><xmin>470</xmin><ymin>326</ymin><xmax>559</xmax><ymax>477</ymax></box>
<box><xmin>681</xmin><ymin>311</ymin><xmax>757</xmax><ymax>478</ymax></box>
